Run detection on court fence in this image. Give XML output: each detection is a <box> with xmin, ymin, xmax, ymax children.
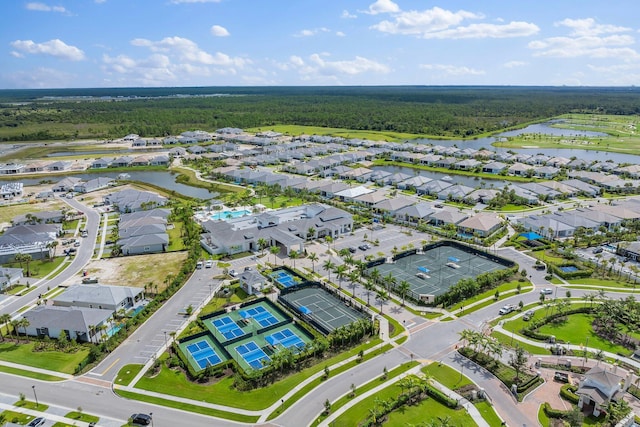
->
<box><xmin>365</xmin><ymin>240</ymin><xmax>517</xmax><ymax>306</ymax></box>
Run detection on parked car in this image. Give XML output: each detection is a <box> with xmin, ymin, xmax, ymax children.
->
<box><xmin>196</xmin><ymin>261</ymin><xmax>203</xmax><ymax>269</ymax></box>
<box><xmin>348</xmin><ymin>246</ymin><xmax>357</xmax><ymax>253</ymax></box>
<box><xmin>540</xmin><ymin>288</ymin><xmax>553</xmax><ymax>295</ymax></box>
<box><xmin>28</xmin><ymin>418</ymin><xmax>46</xmax><ymax>427</ymax></box>
<box><xmin>205</xmin><ymin>260</ymin><xmax>213</xmax><ymax>268</ymax></box>
<box><xmin>358</xmin><ymin>243</ymin><xmax>371</xmax><ymax>251</ymax></box>
<box><xmin>498</xmin><ymin>304</ymin><xmax>516</xmax><ymax>315</ymax></box>
<box><xmin>416</xmin><ymin>272</ymin><xmax>428</xmax><ymax>280</ymax></box>
<box><xmin>130</xmin><ymin>413</ymin><xmax>152</xmax><ymax>426</ymax></box>
<box><xmin>554</xmin><ymin>372</ymin><xmax>570</xmax><ymax>383</ymax></box>
<box><xmin>229</xmin><ymin>269</ymin><xmax>238</xmax><ymax>277</ymax></box>
<box><xmin>592</xmin><ymin>247</ymin><xmax>603</xmax><ymax>254</ymax></box>
<box><xmin>523</xmin><ymin>310</ymin><xmax>535</xmax><ymax>321</ymax></box>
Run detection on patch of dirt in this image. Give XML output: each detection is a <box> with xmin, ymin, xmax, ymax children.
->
<box><xmin>66</xmin><ymin>252</ymin><xmax>188</xmax><ymax>290</ymax></box>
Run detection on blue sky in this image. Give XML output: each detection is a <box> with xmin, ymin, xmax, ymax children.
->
<box><xmin>2</xmin><ymin>0</ymin><xmax>639</xmax><ymax>88</ymax></box>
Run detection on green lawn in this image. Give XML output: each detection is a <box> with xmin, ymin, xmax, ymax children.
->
<box><xmin>0</xmin><ymin>410</ymin><xmax>39</xmax><ymax>425</ymax></box>
<box><xmin>537</xmin><ymin>313</ymin><xmax>632</xmax><ymax>355</ymax></box>
<box><xmin>64</xmin><ymin>410</ymin><xmax>99</xmax><ymax>424</ymax></box>
<box><xmin>0</xmin><ymin>364</ymin><xmax>66</xmax><ymax>381</ymax></box>
<box><xmin>449</xmin><ymin>281</ymin><xmax>531</xmax><ymax>312</ymax></box>
<box><xmin>491</xmin><ymin>330</ymin><xmax>547</xmax><ymax>355</ymax></box>
<box><xmin>2</xmin><ymin>256</ymin><xmax>66</xmax><ymax>279</ymax></box>
<box><xmin>475</xmin><ymin>400</ymin><xmax>503</xmax><ymax>427</ymax></box>
<box><xmin>167</xmin><ymin>221</ymin><xmax>186</xmax><ymax>251</ymax></box>
<box><xmin>245</xmin><ymin>124</ymin><xmax>423</xmax><ymax>142</ymax></box>
<box><xmin>115</xmin><ymin>364</ymin><xmax>143</xmax><ymax>387</ymax></box>
<box><xmin>422</xmin><ymin>362</ymin><xmax>472</xmax><ymax>390</ymax></box>
<box><xmin>310</xmin><ymin>362</ymin><xmax>418</xmax><ymax>426</ymax></box>
<box><xmin>567</xmin><ymin>277</ymin><xmax>639</xmax><ymax>289</ymax></box>
<box><xmin>331</xmin><ymin>379</ymin><xmax>473</xmax><ymax>427</ymax></box>
<box><xmin>500</xmin><ymin>303</ymin><xmax>589</xmax><ymax>335</ymax></box>
<box><xmin>0</xmin><ymin>342</ymin><xmax>88</xmax><ymax>374</ymax></box>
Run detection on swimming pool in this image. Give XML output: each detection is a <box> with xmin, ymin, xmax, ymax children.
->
<box><xmin>210</xmin><ymin>209</ymin><xmax>251</xmax><ymax>221</ymax></box>
<box><xmin>559</xmin><ymin>266</ymin><xmax>579</xmax><ymax>273</ymax></box>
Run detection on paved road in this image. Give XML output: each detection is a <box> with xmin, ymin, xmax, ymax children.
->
<box><xmin>0</xmin><ymin>198</ymin><xmax>100</xmax><ymax>317</ymax></box>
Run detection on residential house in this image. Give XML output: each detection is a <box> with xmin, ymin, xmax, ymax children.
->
<box><xmin>47</xmin><ymin>161</ymin><xmax>72</xmax><ymax>171</ymax></box>
<box><xmin>373</xmin><ymin>196</ymin><xmax>416</xmax><ymax>216</ymax></box>
<box><xmin>416</xmin><ymin>180</ymin><xmax>453</xmax><ymax>196</ymax></box>
<box><xmin>52</xmin><ymin>284</ymin><xmax>144</xmax><ymax>312</ymax></box>
<box><xmin>0</xmin><ymin>224</ymin><xmax>59</xmax><ymax>263</ymax></box>
<box><xmin>393</xmin><ymin>202</ymin><xmax>435</xmax><ymax>224</ymax></box>
<box><xmin>437</xmin><ymin>184</ymin><xmax>474</xmax><ymax>202</ymax></box>
<box><xmin>429</xmin><ymin>209</ymin><xmax>469</xmax><ymax>227</ymax></box>
<box><xmin>13</xmin><ymin>210</ymin><xmax>64</xmax><ymax>225</ymax></box>
<box><xmin>482</xmin><ymin>161</ymin><xmax>508</xmax><ymax>174</ymax></box>
<box><xmin>458</xmin><ymin>213</ymin><xmax>503</xmax><ymax>237</ymax></box>
<box><xmin>519</xmin><ymin>215</ymin><xmax>575</xmax><ymax>238</ymax></box>
<box><xmin>52</xmin><ymin>177</ymin><xmax>82</xmax><ymax>192</ymax></box>
<box><xmin>508</xmin><ymin>162</ymin><xmax>535</xmax><ymax>176</ymax></box>
<box><xmin>111</xmin><ymin>156</ymin><xmax>134</xmax><ymax>167</ymax></box>
<box><xmin>91</xmin><ymin>158</ymin><xmax>113</xmax><ymax>169</ymax></box>
<box><xmin>0</xmin><ymin>182</ymin><xmax>23</xmax><ymax>199</ymax></box>
<box><xmin>104</xmin><ymin>189</ymin><xmax>168</xmax><ymax>213</ymax></box>
<box><xmin>74</xmin><ymin>177</ymin><xmax>114</xmax><ymax>193</ymax></box>
<box><xmin>0</xmin><ymin>267</ymin><xmax>23</xmax><ymax>291</ymax></box>
<box><xmin>23</xmin><ymin>306</ymin><xmax>113</xmax><ymax>343</ymax></box>
<box><xmin>0</xmin><ymin>164</ymin><xmax>25</xmax><ymax>174</ymax></box>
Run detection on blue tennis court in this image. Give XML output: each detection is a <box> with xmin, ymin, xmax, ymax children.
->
<box><xmin>212</xmin><ymin>316</ymin><xmax>246</xmax><ymax>340</ymax></box>
<box><xmin>235</xmin><ymin>341</ymin><xmax>271</xmax><ymax>370</ymax></box>
<box><xmin>239</xmin><ymin>306</ymin><xmax>279</xmax><ymax>327</ymax></box>
<box><xmin>186</xmin><ymin>340</ymin><xmax>222</xmax><ymax>369</ymax></box>
<box><xmin>265</xmin><ymin>328</ymin><xmax>306</xmax><ymax>350</ymax></box>
<box><xmin>271</xmin><ymin>270</ymin><xmax>296</xmax><ymax>287</ymax></box>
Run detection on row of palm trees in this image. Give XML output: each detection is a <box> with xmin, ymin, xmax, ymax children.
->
<box><xmin>458</xmin><ymin>329</ymin><xmax>503</xmax><ymax>361</ymax></box>
<box><xmin>0</xmin><ymin>313</ymin><xmax>30</xmax><ymax>342</ymax></box>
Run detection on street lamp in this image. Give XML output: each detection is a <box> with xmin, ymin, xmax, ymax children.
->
<box><xmin>149</xmin><ymin>412</ymin><xmax>154</xmax><ymax>427</ymax></box>
<box><xmin>31</xmin><ymin>385</ymin><xmax>38</xmax><ymax>408</ymax></box>
<box><xmin>163</xmin><ymin>331</ymin><xmax>168</xmax><ymax>348</ymax></box>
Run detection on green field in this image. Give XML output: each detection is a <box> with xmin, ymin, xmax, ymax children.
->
<box><xmin>494</xmin><ymin>114</ymin><xmax>640</xmax><ymax>155</ymax></box>
<box><xmin>245</xmin><ymin>125</ymin><xmax>425</xmax><ymax>142</ymax></box>
<box><xmin>0</xmin><ymin>342</ymin><xmax>88</xmax><ymax>374</ymax></box>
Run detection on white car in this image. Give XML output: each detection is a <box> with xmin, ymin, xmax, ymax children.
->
<box><xmin>540</xmin><ymin>288</ymin><xmax>553</xmax><ymax>295</ymax></box>
<box><xmin>205</xmin><ymin>260</ymin><xmax>213</xmax><ymax>268</ymax></box>
<box><xmin>498</xmin><ymin>305</ymin><xmax>516</xmax><ymax>315</ymax></box>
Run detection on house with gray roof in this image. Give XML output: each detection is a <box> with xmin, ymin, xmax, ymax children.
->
<box><xmin>562</xmin><ymin>179</ymin><xmax>601</xmax><ymax>197</ymax></box>
<box><xmin>200</xmin><ymin>204</ymin><xmax>352</xmax><ymax>256</ymax></box>
<box><xmin>0</xmin><ymin>224</ymin><xmax>59</xmax><ymax>263</ymax></box>
<box><xmin>91</xmin><ymin>157</ymin><xmax>113</xmax><ymax>169</ymax></box>
<box><xmin>482</xmin><ymin>161</ymin><xmax>508</xmax><ymax>174</ymax></box>
<box><xmin>393</xmin><ymin>202</ymin><xmax>434</xmax><ymax>224</ymax></box>
<box><xmin>373</xmin><ymin>196</ymin><xmax>415</xmax><ymax>215</ymax></box>
<box><xmin>573</xmin><ymin>208</ymin><xmax>622</xmax><ymax>230</ymax></box>
<box><xmin>454</xmin><ymin>159</ymin><xmax>481</xmax><ymax>170</ymax></box>
<box><xmin>52</xmin><ymin>177</ymin><xmax>82</xmax><ymax>192</ymax></box>
<box><xmin>397</xmin><ymin>175</ymin><xmax>432</xmax><ymax>191</ymax></box>
<box><xmin>576</xmin><ymin>366</ymin><xmax>623</xmax><ymax>417</ymax></box>
<box><xmin>437</xmin><ymin>184</ymin><xmax>474</xmax><ymax>202</ymax></box>
<box><xmin>508</xmin><ymin>162</ymin><xmax>535</xmax><ymax>176</ymax></box>
<box><xmin>416</xmin><ymin>180</ymin><xmax>453</xmax><ymax>196</ymax></box>
<box><xmin>466</xmin><ymin>188</ymin><xmax>499</xmax><ymax>204</ymax></box>
<box><xmin>239</xmin><ymin>267</ymin><xmax>269</xmax><ymax>296</ymax></box>
<box><xmin>430</xmin><ymin>209</ymin><xmax>469</xmax><ymax>227</ymax></box>
<box><xmin>118</xmin><ymin>233</ymin><xmax>169</xmax><ymax>255</ymax></box>
<box><xmin>13</xmin><ymin>210</ymin><xmax>64</xmax><ymax>226</ymax></box>
<box><xmin>74</xmin><ymin>177</ymin><xmax>114</xmax><ymax>194</ymax></box>
<box><xmin>53</xmin><ymin>284</ymin><xmax>144</xmax><ymax>313</ymax></box>
<box><xmin>518</xmin><ymin>183</ymin><xmax>560</xmax><ymax>200</ymax></box>
<box><xmin>0</xmin><ymin>267</ymin><xmax>23</xmax><ymax>291</ymax></box>
<box><xmin>519</xmin><ymin>215</ymin><xmax>575</xmax><ymax>238</ymax></box>
<box><xmin>111</xmin><ymin>156</ymin><xmax>134</xmax><ymax>167</ymax></box>
<box><xmin>48</xmin><ymin>161</ymin><xmax>72</xmax><ymax>171</ymax></box>
<box><xmin>23</xmin><ymin>305</ymin><xmax>113</xmax><ymax>343</ymax></box>
<box><xmin>550</xmin><ymin>211</ymin><xmax>601</xmax><ymax>232</ymax></box>
<box><xmin>534</xmin><ymin>166</ymin><xmax>560</xmax><ymax>179</ymax></box>
<box><xmin>104</xmin><ymin>189</ymin><xmax>167</xmax><ymax>213</ymax></box>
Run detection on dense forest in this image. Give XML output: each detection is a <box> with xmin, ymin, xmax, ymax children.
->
<box><xmin>0</xmin><ymin>86</ymin><xmax>639</xmax><ymax>141</ymax></box>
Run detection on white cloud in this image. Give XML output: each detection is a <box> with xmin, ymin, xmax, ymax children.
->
<box><xmin>557</xmin><ymin>18</ymin><xmax>631</xmax><ymax>36</ymax></box>
<box><xmin>371</xmin><ymin>7</ymin><xmax>480</xmax><ymax>35</ymax></box>
<box><xmin>101</xmin><ymin>36</ymin><xmax>251</xmax><ymax>86</ymax></box>
<box><xmin>371</xmin><ymin>6</ymin><xmax>538</xmax><ymax>39</ymax></box>
<box><xmin>336</xmin><ymin>31</ymin><xmax>346</xmax><ymax>37</ymax></box>
<box><xmin>341</xmin><ymin>10</ymin><xmax>357</xmax><ymax>19</ymax></box>
<box><xmin>10</xmin><ymin>39</ymin><xmax>85</xmax><ymax>61</ymax></box>
<box><xmin>130</xmin><ymin>36</ymin><xmax>248</xmax><ymax>67</ymax></box>
<box><xmin>503</xmin><ymin>60</ymin><xmax>527</xmax><ymax>68</ymax></box>
<box><xmin>95</xmin><ymin>0</ymin><xmax>107</xmax><ymax>3</ymax></box>
<box><xmin>294</xmin><ymin>28</ymin><xmax>330</xmax><ymax>38</ymax></box>
<box><xmin>529</xmin><ymin>18</ymin><xmax>638</xmax><ymax>60</ymax></box>
<box><xmin>419</xmin><ymin>64</ymin><xmax>485</xmax><ymax>76</ymax></box>
<box><xmin>210</xmin><ymin>25</ymin><xmax>230</xmax><ymax>37</ymax></box>
<box><xmin>25</xmin><ymin>2</ymin><xmax>67</xmax><ymax>13</ymax></box>
<box><xmin>363</xmin><ymin>0</ymin><xmax>399</xmax><ymax>15</ymax></box>
<box><xmin>290</xmin><ymin>53</ymin><xmax>390</xmax><ymax>77</ymax></box>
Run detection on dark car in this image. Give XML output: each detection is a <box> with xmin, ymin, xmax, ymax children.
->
<box><xmin>592</xmin><ymin>247</ymin><xmax>603</xmax><ymax>254</ymax></box>
<box><xmin>130</xmin><ymin>413</ymin><xmax>152</xmax><ymax>426</ymax></box>
<box><xmin>348</xmin><ymin>246</ymin><xmax>357</xmax><ymax>253</ymax></box>
<box><xmin>28</xmin><ymin>418</ymin><xmax>46</xmax><ymax>427</ymax></box>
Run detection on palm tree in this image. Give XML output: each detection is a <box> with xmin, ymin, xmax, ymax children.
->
<box><xmin>306</xmin><ymin>226</ymin><xmax>316</xmax><ymax>240</ymax></box>
<box><xmin>0</xmin><ymin>313</ymin><xmax>10</xmax><ymax>341</ymax></box>
<box><xmin>11</xmin><ymin>319</ymin><xmax>20</xmax><ymax>341</ymax></box>
<box><xmin>18</xmin><ymin>318</ymin><xmax>30</xmax><ymax>342</ymax></box>
<box><xmin>364</xmin><ymin>280</ymin><xmax>375</xmax><ymax>306</ymax></box>
<box><xmin>376</xmin><ymin>289</ymin><xmax>388</xmax><ymax>314</ymax></box>
<box><xmin>289</xmin><ymin>250</ymin><xmax>300</xmax><ymax>270</ymax></box>
<box><xmin>269</xmin><ymin>245</ymin><xmax>280</xmax><ymax>264</ymax></box>
<box><xmin>383</xmin><ymin>272</ymin><xmax>396</xmax><ymax>292</ymax></box>
<box><xmin>335</xmin><ymin>264</ymin><xmax>347</xmax><ymax>290</ymax></box>
<box><xmin>369</xmin><ymin>268</ymin><xmax>381</xmax><ymax>286</ymax></box>
<box><xmin>46</xmin><ymin>240</ymin><xmax>58</xmax><ymax>259</ymax></box>
<box><xmin>308</xmin><ymin>252</ymin><xmax>318</xmax><ymax>273</ymax></box>
<box><xmin>322</xmin><ymin>259</ymin><xmax>335</xmax><ymax>282</ymax></box>
<box><xmin>257</xmin><ymin>238</ymin><xmax>268</xmax><ymax>256</ymax></box>
<box><xmin>398</xmin><ymin>280</ymin><xmax>411</xmax><ymax>306</ymax></box>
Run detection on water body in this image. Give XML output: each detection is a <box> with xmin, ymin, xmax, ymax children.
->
<box><xmin>412</xmin><ymin>121</ymin><xmax>639</xmax><ymax>164</ymax></box>
<box><xmin>19</xmin><ymin>170</ymin><xmax>217</xmax><ymax>200</ymax></box>
<box><xmin>372</xmin><ymin>165</ymin><xmax>507</xmax><ymax>189</ymax></box>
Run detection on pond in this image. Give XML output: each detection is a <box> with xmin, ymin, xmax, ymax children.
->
<box><xmin>372</xmin><ymin>164</ymin><xmax>507</xmax><ymax>189</ymax></box>
<box><xmin>17</xmin><ymin>170</ymin><xmax>218</xmax><ymax>200</ymax></box>
<box><xmin>412</xmin><ymin>121</ymin><xmax>640</xmax><ymax>164</ymax></box>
